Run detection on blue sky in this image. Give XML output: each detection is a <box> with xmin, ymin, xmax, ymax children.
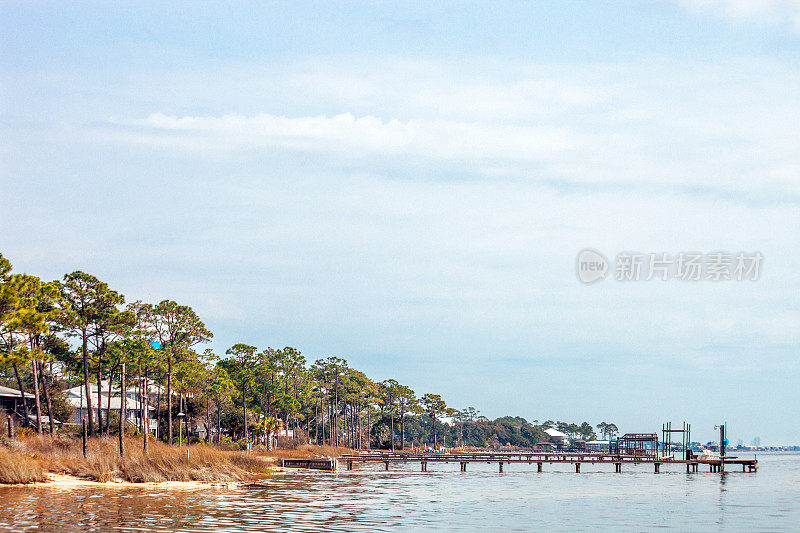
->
<box><xmin>2</xmin><ymin>1</ymin><xmax>800</xmax><ymax>444</ymax></box>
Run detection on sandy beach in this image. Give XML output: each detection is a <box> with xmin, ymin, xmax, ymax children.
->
<box><xmin>0</xmin><ymin>466</ymin><xmax>316</xmax><ymax>491</ymax></box>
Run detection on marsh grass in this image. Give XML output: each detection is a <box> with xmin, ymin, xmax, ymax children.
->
<box><xmin>1</xmin><ymin>435</ymin><xmax>277</xmax><ymax>483</ymax></box>
<box><xmin>0</xmin><ymin>446</ymin><xmax>47</xmax><ymax>484</ymax></box>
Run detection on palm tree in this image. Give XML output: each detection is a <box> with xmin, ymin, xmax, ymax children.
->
<box><xmin>261</xmin><ymin>416</ymin><xmax>282</xmax><ymax>450</ymax></box>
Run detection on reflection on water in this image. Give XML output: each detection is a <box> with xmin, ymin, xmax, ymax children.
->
<box><xmin>1</xmin><ymin>454</ymin><xmax>799</xmax><ymax>532</ymax></box>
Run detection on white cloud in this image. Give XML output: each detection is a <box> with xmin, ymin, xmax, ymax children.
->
<box><xmin>677</xmin><ymin>0</ymin><xmax>800</xmax><ymax>31</ymax></box>
<box><xmin>117</xmin><ymin>112</ymin><xmax>580</xmax><ymax>161</ymax></box>
<box><xmin>105</xmin><ymin>56</ymin><xmax>800</xmax><ymax>198</ymax></box>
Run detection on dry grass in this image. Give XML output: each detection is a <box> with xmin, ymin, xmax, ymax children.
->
<box><xmin>0</xmin><ymin>446</ymin><xmax>47</xmax><ymax>484</ymax></box>
<box><xmin>1</xmin><ymin>435</ymin><xmax>275</xmax><ymax>484</ymax></box>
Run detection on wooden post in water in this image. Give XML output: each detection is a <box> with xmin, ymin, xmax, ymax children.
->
<box><xmin>384</xmin><ymin>461</ymin><xmax>389</xmax><ymax>471</ymax></box>
<box><xmin>82</xmin><ymin>417</ymin><xmax>87</xmax><ymax>458</ymax></box>
<box><xmin>537</xmin><ymin>462</ymin><xmax>542</xmax><ymax>472</ymax></box>
<box><xmin>575</xmin><ymin>463</ymin><xmax>581</xmax><ymax>473</ymax></box>
<box><xmin>499</xmin><ymin>462</ymin><xmax>503</xmax><ymax>473</ymax></box>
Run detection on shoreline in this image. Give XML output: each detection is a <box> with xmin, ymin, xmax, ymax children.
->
<box><xmin>0</xmin><ymin>465</ymin><xmax>329</xmax><ymax>490</ymax></box>
<box><xmin>0</xmin><ymin>437</ymin><xmax>349</xmax><ymax>487</ymax></box>
<box><xmin>0</xmin><ymin>468</ymin><xmax>280</xmax><ymax>490</ymax></box>
<box><xmin>1</xmin><ymin>470</ymin><xmax>290</xmax><ymax>490</ymax></box>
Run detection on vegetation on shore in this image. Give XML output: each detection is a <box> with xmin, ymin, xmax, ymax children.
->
<box><xmin>0</xmin><ymin>435</ymin><xmax>351</xmax><ymax>484</ymax></box>
<box><xmin>0</xmin><ymin>251</ymin><xmax>618</xmax><ymax>479</ymax></box>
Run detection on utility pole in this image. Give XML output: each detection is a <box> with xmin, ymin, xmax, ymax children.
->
<box><xmin>119</xmin><ymin>363</ymin><xmax>126</xmax><ymax>459</ymax></box>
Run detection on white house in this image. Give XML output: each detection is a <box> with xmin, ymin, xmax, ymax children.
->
<box><xmin>544</xmin><ymin>427</ymin><xmax>570</xmax><ymax>445</ymax></box>
<box><xmin>65</xmin><ymin>382</ymin><xmax>157</xmax><ymax>432</ymax></box>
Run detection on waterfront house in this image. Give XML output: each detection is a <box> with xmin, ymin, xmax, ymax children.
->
<box><xmin>65</xmin><ymin>382</ymin><xmax>157</xmax><ymax>432</ymax></box>
<box><xmin>0</xmin><ymin>385</ymin><xmax>62</xmax><ymax>430</ymax></box>
<box><xmin>586</xmin><ymin>439</ymin><xmax>611</xmax><ymax>452</ymax></box>
<box><xmin>544</xmin><ymin>427</ymin><xmax>570</xmax><ymax>445</ymax></box>
<box><xmin>0</xmin><ymin>385</ymin><xmax>27</xmax><ymax>417</ymax></box>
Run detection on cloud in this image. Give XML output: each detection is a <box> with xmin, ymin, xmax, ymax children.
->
<box><xmin>103</xmin><ymin>55</ymin><xmax>800</xmax><ymax>200</ymax></box>
<box><xmin>677</xmin><ymin>0</ymin><xmax>800</xmax><ymax>31</ymax></box>
<box><xmin>115</xmin><ymin>112</ymin><xmax>580</xmax><ymax>161</ymax></box>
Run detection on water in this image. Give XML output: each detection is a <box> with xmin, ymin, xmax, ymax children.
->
<box><xmin>1</xmin><ymin>453</ymin><xmax>798</xmax><ymax>532</ymax></box>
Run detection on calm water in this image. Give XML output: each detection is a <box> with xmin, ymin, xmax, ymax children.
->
<box><xmin>1</xmin><ymin>453</ymin><xmax>798</xmax><ymax>532</ymax></box>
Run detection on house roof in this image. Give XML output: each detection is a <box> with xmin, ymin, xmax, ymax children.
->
<box><xmin>544</xmin><ymin>428</ymin><xmax>569</xmax><ymax>438</ymax></box>
<box><xmin>65</xmin><ymin>381</ymin><xmax>165</xmax><ymax>397</ymax></box>
<box><xmin>66</xmin><ymin>395</ymin><xmax>148</xmax><ymax>410</ymax></box>
<box><xmin>0</xmin><ymin>385</ymin><xmax>23</xmax><ymax>398</ymax></box>
<box><xmin>65</xmin><ymin>385</ymin><xmax>152</xmax><ymax>411</ymax></box>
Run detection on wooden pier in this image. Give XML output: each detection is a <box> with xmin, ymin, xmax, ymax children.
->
<box><xmin>282</xmin><ymin>458</ymin><xmax>338</xmax><ymax>470</ymax></box>
<box><xmin>336</xmin><ymin>451</ymin><xmax>757</xmax><ymax>474</ymax></box>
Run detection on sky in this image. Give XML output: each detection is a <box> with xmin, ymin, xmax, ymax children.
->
<box><xmin>1</xmin><ymin>1</ymin><xmax>799</xmax><ymax>445</ymax></box>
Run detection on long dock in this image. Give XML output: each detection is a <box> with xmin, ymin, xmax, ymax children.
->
<box><xmin>336</xmin><ymin>451</ymin><xmax>758</xmax><ymax>473</ymax></box>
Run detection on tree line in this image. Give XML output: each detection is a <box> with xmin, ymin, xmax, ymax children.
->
<box><xmin>0</xmin><ymin>252</ymin><xmax>619</xmax><ymax>451</ymax></box>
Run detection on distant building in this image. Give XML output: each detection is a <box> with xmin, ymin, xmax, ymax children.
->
<box><xmin>586</xmin><ymin>439</ymin><xmax>610</xmax><ymax>451</ymax></box>
<box><xmin>544</xmin><ymin>427</ymin><xmax>570</xmax><ymax>444</ymax></box>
